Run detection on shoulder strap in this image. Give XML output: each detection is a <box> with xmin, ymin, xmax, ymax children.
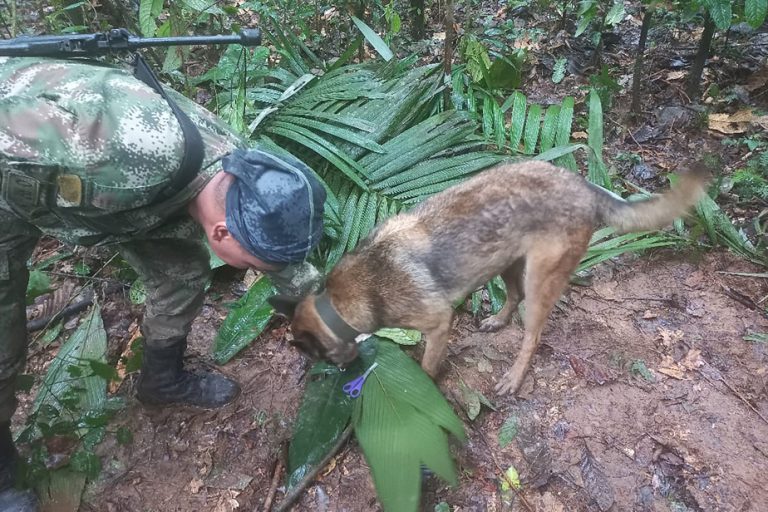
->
<box><xmin>132</xmin><ymin>54</ymin><xmax>204</xmax><ymax>200</ymax></box>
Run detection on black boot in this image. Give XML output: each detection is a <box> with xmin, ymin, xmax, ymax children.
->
<box><xmin>0</xmin><ymin>423</ymin><xmax>38</xmax><ymax>512</ymax></box>
<box><xmin>136</xmin><ymin>338</ymin><xmax>241</xmax><ymax>409</ymax></box>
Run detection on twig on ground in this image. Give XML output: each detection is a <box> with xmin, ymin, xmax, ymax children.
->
<box><xmin>274</xmin><ymin>425</ymin><xmax>353</xmax><ymax>512</ymax></box>
<box><xmin>446</xmin><ymin>369</ymin><xmax>535</xmax><ymax>512</ymax></box>
<box><xmin>698</xmin><ymin>368</ymin><xmax>768</xmax><ymax>427</ymax></box>
<box><xmin>259</xmin><ymin>442</ymin><xmax>288</xmax><ymax>512</ymax></box>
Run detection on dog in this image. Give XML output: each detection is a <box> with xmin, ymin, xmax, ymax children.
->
<box><xmin>269</xmin><ymin>161</ymin><xmax>709</xmax><ymax>395</ymax></box>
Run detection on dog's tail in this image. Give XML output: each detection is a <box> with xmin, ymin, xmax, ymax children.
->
<box><xmin>591</xmin><ymin>168</ymin><xmax>711</xmax><ymax>233</ymax></box>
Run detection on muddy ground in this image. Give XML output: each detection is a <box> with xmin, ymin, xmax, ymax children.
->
<box><xmin>50</xmin><ymin>249</ymin><xmax>764</xmax><ymax>512</ymax></box>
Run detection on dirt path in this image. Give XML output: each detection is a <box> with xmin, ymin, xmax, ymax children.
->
<box><xmin>77</xmin><ymin>249</ymin><xmax>768</xmax><ymax>512</ymax></box>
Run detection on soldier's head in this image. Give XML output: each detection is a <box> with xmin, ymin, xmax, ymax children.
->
<box><xmin>202</xmin><ymin>148</ymin><xmax>326</xmax><ymax>271</ymax></box>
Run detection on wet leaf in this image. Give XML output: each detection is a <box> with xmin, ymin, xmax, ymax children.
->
<box><xmin>744</xmin><ymin>332</ymin><xmax>768</xmax><ymax>343</ymax></box>
<box><xmin>35</xmin><ymin>468</ymin><xmax>86</xmax><ymax>512</ymax></box>
<box><xmin>129</xmin><ymin>279</ymin><xmax>146</xmax><ymax>305</ymax></box>
<box><xmin>498</xmin><ymin>415</ymin><xmax>519</xmax><ymax>448</ymax></box>
<box><xmin>116</xmin><ymin>427</ymin><xmax>133</xmax><ymax>445</ymax></box>
<box><xmin>515</xmin><ymin>410</ymin><xmax>551</xmax><ymax>488</ymax></box>
<box><xmin>39</xmin><ymin>322</ymin><xmax>63</xmax><ymax>348</ymax></box>
<box><xmin>70</xmin><ymin>450</ymin><xmax>102</xmax><ymax>480</ymax></box>
<box><xmin>434</xmin><ymin>502</ymin><xmax>450</xmax><ymax>512</ymax></box>
<box><xmin>374</xmin><ymin>328</ymin><xmax>422</xmax><ymax>346</ymax></box>
<box><xmin>630</xmin><ymin>360</ymin><xmax>656</xmax><ymax>382</ymax></box>
<box><xmin>213</xmin><ymin>277</ymin><xmax>276</xmax><ymax>364</ymax></box>
<box><xmin>353</xmin><ymin>338</ymin><xmax>465</xmax><ymax>512</ymax></box>
<box><xmin>580</xmin><ymin>445</ymin><xmax>615</xmax><ymax>511</ymax></box>
<box><xmin>33</xmin><ymin>304</ymin><xmax>107</xmax><ymax>427</ymax></box>
<box><xmin>26</xmin><ymin>270</ymin><xmax>51</xmax><ymax>305</ymax></box>
<box><xmin>501</xmin><ymin>465</ymin><xmax>521</xmax><ymax>491</ymax></box>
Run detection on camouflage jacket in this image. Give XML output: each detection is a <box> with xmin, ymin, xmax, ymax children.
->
<box><xmin>0</xmin><ymin>56</ymin><xmax>246</xmax><ymax>245</ymax></box>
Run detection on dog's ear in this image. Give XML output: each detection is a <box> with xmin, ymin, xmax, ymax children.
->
<box><xmin>268</xmin><ymin>295</ymin><xmax>301</xmax><ymax>319</ymax></box>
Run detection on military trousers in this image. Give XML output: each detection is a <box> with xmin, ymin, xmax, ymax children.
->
<box><xmin>0</xmin><ymin>207</ymin><xmax>211</xmax><ymax>424</ymax></box>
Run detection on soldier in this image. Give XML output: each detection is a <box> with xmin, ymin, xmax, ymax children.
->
<box><xmin>0</xmin><ymin>56</ymin><xmax>326</xmax><ymax>510</ymax></box>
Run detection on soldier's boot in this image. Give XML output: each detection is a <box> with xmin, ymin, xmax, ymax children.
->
<box><xmin>136</xmin><ymin>338</ymin><xmax>240</xmax><ymax>409</ymax></box>
<box><xmin>0</xmin><ymin>423</ymin><xmax>38</xmax><ymax>512</ymax></box>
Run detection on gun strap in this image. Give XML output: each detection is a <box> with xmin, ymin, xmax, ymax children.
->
<box><xmin>132</xmin><ymin>54</ymin><xmax>204</xmax><ymax>200</ymax></box>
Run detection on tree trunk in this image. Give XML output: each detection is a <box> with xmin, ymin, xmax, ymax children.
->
<box><xmin>411</xmin><ymin>0</ymin><xmax>425</xmax><ymax>40</ymax></box>
<box><xmin>686</xmin><ymin>12</ymin><xmax>716</xmax><ymax>101</ymax></box>
<box><xmin>630</xmin><ymin>6</ymin><xmax>653</xmax><ymax>114</ymax></box>
<box><xmin>443</xmin><ymin>0</ymin><xmax>455</xmax><ymax>110</ymax></box>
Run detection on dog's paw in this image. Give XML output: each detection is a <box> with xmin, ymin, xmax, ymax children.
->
<box><xmin>478</xmin><ymin>315</ymin><xmax>508</xmax><ymax>332</ymax></box>
<box><xmin>495</xmin><ymin>369</ymin><xmax>525</xmax><ymax>396</ymax></box>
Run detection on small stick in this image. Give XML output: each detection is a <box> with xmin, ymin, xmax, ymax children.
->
<box><xmin>274</xmin><ymin>425</ymin><xmax>353</xmax><ymax>512</ymax></box>
<box><xmin>698</xmin><ymin>369</ymin><xmax>768</xmax><ymax>427</ymax></box>
<box><xmin>260</xmin><ymin>443</ymin><xmax>287</xmax><ymax>512</ymax></box>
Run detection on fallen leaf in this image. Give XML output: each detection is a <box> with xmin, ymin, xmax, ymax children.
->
<box><xmin>666</xmin><ymin>70</ymin><xmax>686</xmax><ymax>80</ymax></box>
<box><xmin>643</xmin><ymin>310</ymin><xmax>658</xmax><ymax>319</ymax></box>
<box><xmin>109</xmin><ymin>321</ymin><xmax>141</xmax><ymax>394</ymax></box>
<box><xmin>657</xmin><ymin>328</ymin><xmax>684</xmax><ymax>348</ymax></box>
<box><xmin>580</xmin><ymin>445</ymin><xmax>615</xmax><ymax>511</ymax></box>
<box><xmin>477</xmin><ymin>358</ymin><xmax>493</xmax><ymax>373</ymax></box>
<box><xmin>708</xmin><ymin>110</ymin><xmax>755</xmax><ymax>134</ymax></box>
<box><xmin>188</xmin><ymin>477</ymin><xmax>204</xmax><ymax>494</ymax></box>
<box><xmin>572</xmin><ymin>131</ymin><xmax>588</xmax><ymax>139</ymax></box>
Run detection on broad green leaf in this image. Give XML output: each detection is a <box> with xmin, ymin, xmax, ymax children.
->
<box><xmin>605</xmin><ymin>1</ymin><xmax>626</xmax><ymax>25</ymax></box>
<box><xmin>555</xmin><ymin>96</ymin><xmax>577</xmax><ymax>170</ymax></box>
<box><xmin>501</xmin><ymin>465</ymin><xmax>521</xmax><ymax>491</ymax></box>
<box><xmin>539</xmin><ymin>105</ymin><xmax>561</xmax><ymax>153</ymax></box>
<box><xmin>287</xmin><ymin>368</ymin><xmax>353</xmax><ymax>488</ymax></box>
<box><xmin>374</xmin><ymin>328</ymin><xmax>422</xmax><ymax>346</ymax></box>
<box><xmin>38</xmin><ymin>322</ymin><xmax>62</xmax><ymax>348</ymax></box>
<box><xmin>523</xmin><ymin>104</ymin><xmax>542</xmax><ymax>155</ymax></box>
<box><xmin>498</xmin><ymin>414</ymin><xmax>519</xmax><ymax>448</ymax></box>
<box><xmin>181</xmin><ymin>0</ymin><xmax>225</xmax><ymax>14</ymax></box>
<box><xmin>213</xmin><ymin>277</ymin><xmax>276</xmax><ymax>364</ymax></box>
<box><xmin>509</xmin><ymin>92</ymin><xmax>527</xmax><ymax>152</ymax></box>
<box><xmin>705</xmin><ymin>0</ymin><xmax>732</xmax><ymax>30</ymax></box>
<box><xmin>138</xmin><ymin>0</ymin><xmax>162</xmax><ymax>37</ymax></box>
<box><xmin>353</xmin><ymin>339</ymin><xmax>463</xmax><ymax>512</ymax></box>
<box><xmin>746</xmin><ymin>0</ymin><xmax>768</xmax><ymax>28</ymax></box>
<box><xmin>352</xmin><ymin>16</ymin><xmax>394</xmax><ymax>61</ymax></box>
<box><xmin>435</xmin><ymin>503</ymin><xmax>451</xmax><ymax>512</ymax></box>
<box><xmin>552</xmin><ymin>57</ymin><xmax>567</xmax><ymax>84</ymax></box>
<box><xmin>33</xmin><ymin>304</ymin><xmax>107</xmax><ymax>423</ymax></box>
<box><xmin>70</xmin><ymin>450</ymin><xmax>102</xmax><ymax>480</ymax></box>
<box><xmin>129</xmin><ymin>279</ymin><xmax>146</xmax><ymax>305</ymax></box>
<box><xmin>26</xmin><ymin>270</ymin><xmax>51</xmax><ymax>305</ymax></box>
<box><xmin>587</xmin><ymin>89</ymin><xmax>610</xmax><ymax>189</ymax></box>
<box><xmin>35</xmin><ymin>468</ymin><xmax>86</xmax><ymax>512</ymax></box>
<box><xmin>534</xmin><ymin>143</ymin><xmax>586</xmax><ymax>163</ymax></box>
<box><xmin>116</xmin><ymin>426</ymin><xmax>133</xmax><ymax>445</ymax></box>
<box><xmin>487</xmin><ymin>276</ymin><xmax>507</xmax><ymax>315</ymax></box>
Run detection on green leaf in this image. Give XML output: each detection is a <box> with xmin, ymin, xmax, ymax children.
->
<box><xmin>138</xmin><ymin>0</ymin><xmax>162</xmax><ymax>37</ymax></box>
<box><xmin>746</xmin><ymin>0</ymin><xmax>768</xmax><ymax>28</ymax></box>
<box><xmin>33</xmin><ymin>303</ymin><xmax>107</xmax><ymax>425</ymax></box>
<box><xmin>374</xmin><ymin>328</ymin><xmax>422</xmax><ymax>346</ymax></box>
<box><xmin>73</xmin><ymin>261</ymin><xmax>91</xmax><ymax>276</ymax></box>
<box><xmin>554</xmin><ymin>96</ymin><xmax>577</xmax><ymax>170</ymax></box>
<box><xmin>540</xmin><ymin>105</ymin><xmax>561</xmax><ymax>153</ymax></box>
<box><xmin>459</xmin><ymin>382</ymin><xmax>496</xmax><ymax>421</ymax></box>
<box><xmin>129</xmin><ymin>279</ymin><xmax>146</xmax><ymax>305</ymax></box>
<box><xmin>87</xmin><ymin>360</ymin><xmax>119</xmax><ymax>382</ymax></box>
<box><xmin>587</xmin><ymin>89</ymin><xmax>610</xmax><ymax>189</ymax></box>
<box><xmin>501</xmin><ymin>465</ymin><xmax>521</xmax><ymax>491</ymax></box>
<box><xmin>705</xmin><ymin>0</ymin><xmax>732</xmax><ymax>30</ymax></box>
<box><xmin>744</xmin><ymin>332</ymin><xmax>768</xmax><ymax>343</ymax></box>
<box><xmin>508</xmin><ymin>91</ymin><xmax>527</xmax><ymax>152</ymax></box>
<box><xmin>116</xmin><ymin>426</ymin><xmax>133</xmax><ymax>445</ymax></box>
<box><xmin>630</xmin><ymin>360</ymin><xmax>655</xmax><ymax>382</ymax></box>
<box><xmin>287</xmin><ymin>368</ymin><xmax>353</xmax><ymax>488</ymax></box>
<box><xmin>523</xmin><ymin>104</ymin><xmax>542</xmax><ymax>155</ymax></box>
<box><xmin>435</xmin><ymin>502</ymin><xmax>451</xmax><ymax>512</ymax></box>
<box><xmin>26</xmin><ymin>270</ymin><xmax>51</xmax><ymax>305</ymax></box>
<box><xmin>353</xmin><ymin>339</ymin><xmax>463</xmax><ymax>512</ymax></box>
<box><xmin>15</xmin><ymin>374</ymin><xmax>35</xmax><ymax>393</ymax></box>
<box><xmin>180</xmin><ymin>0</ymin><xmax>225</xmax><ymax>14</ymax></box>
<box><xmin>352</xmin><ymin>16</ymin><xmax>394</xmax><ymax>61</ymax></box>
<box><xmin>70</xmin><ymin>450</ymin><xmax>102</xmax><ymax>480</ymax></box>
<box><xmin>552</xmin><ymin>57</ymin><xmax>567</xmax><ymax>84</ymax></box>
<box><xmin>605</xmin><ymin>1</ymin><xmax>626</xmax><ymax>25</ymax></box>
<box><xmin>498</xmin><ymin>415</ymin><xmax>519</xmax><ymax>448</ymax></box>
<box><xmin>38</xmin><ymin>322</ymin><xmax>63</xmax><ymax>348</ymax></box>
<box><xmin>213</xmin><ymin>277</ymin><xmax>276</xmax><ymax>364</ymax></box>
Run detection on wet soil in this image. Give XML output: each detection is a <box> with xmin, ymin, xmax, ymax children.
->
<box><xmin>64</xmin><ymin>249</ymin><xmax>768</xmax><ymax>512</ymax></box>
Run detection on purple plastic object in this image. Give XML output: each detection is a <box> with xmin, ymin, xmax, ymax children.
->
<box><xmin>342</xmin><ymin>362</ymin><xmax>379</xmax><ymax>398</ymax></box>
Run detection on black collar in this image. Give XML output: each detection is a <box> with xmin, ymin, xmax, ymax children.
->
<box><xmin>314</xmin><ymin>290</ymin><xmax>362</xmax><ymax>342</ymax></box>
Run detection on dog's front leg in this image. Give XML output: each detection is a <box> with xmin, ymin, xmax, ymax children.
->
<box><xmin>419</xmin><ymin>312</ymin><xmax>454</xmax><ymax>378</ymax></box>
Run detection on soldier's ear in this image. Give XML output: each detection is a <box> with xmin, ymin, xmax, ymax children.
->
<box><xmin>268</xmin><ymin>295</ymin><xmax>301</xmax><ymax>319</ymax></box>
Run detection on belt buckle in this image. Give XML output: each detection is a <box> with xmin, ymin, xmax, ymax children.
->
<box><xmin>2</xmin><ymin>169</ymin><xmax>42</xmax><ymax>209</ymax></box>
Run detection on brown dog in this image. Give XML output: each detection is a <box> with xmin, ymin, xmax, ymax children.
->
<box><xmin>270</xmin><ymin>161</ymin><xmax>708</xmax><ymax>395</ymax></box>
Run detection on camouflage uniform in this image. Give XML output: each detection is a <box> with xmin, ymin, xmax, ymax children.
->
<box><xmin>0</xmin><ymin>57</ymin><xmax>317</xmax><ymax>423</ymax></box>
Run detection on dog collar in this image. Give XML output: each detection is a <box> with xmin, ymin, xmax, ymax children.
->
<box><xmin>314</xmin><ymin>290</ymin><xmax>362</xmax><ymax>343</ymax></box>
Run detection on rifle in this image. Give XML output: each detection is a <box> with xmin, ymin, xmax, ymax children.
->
<box><xmin>0</xmin><ymin>27</ymin><xmax>262</xmax><ymax>57</ymax></box>
<box><xmin>0</xmin><ymin>27</ymin><xmax>263</xmax><ymax>196</ymax></box>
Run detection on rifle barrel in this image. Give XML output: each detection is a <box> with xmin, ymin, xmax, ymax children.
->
<box><xmin>130</xmin><ymin>29</ymin><xmax>261</xmax><ymax>48</ymax></box>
